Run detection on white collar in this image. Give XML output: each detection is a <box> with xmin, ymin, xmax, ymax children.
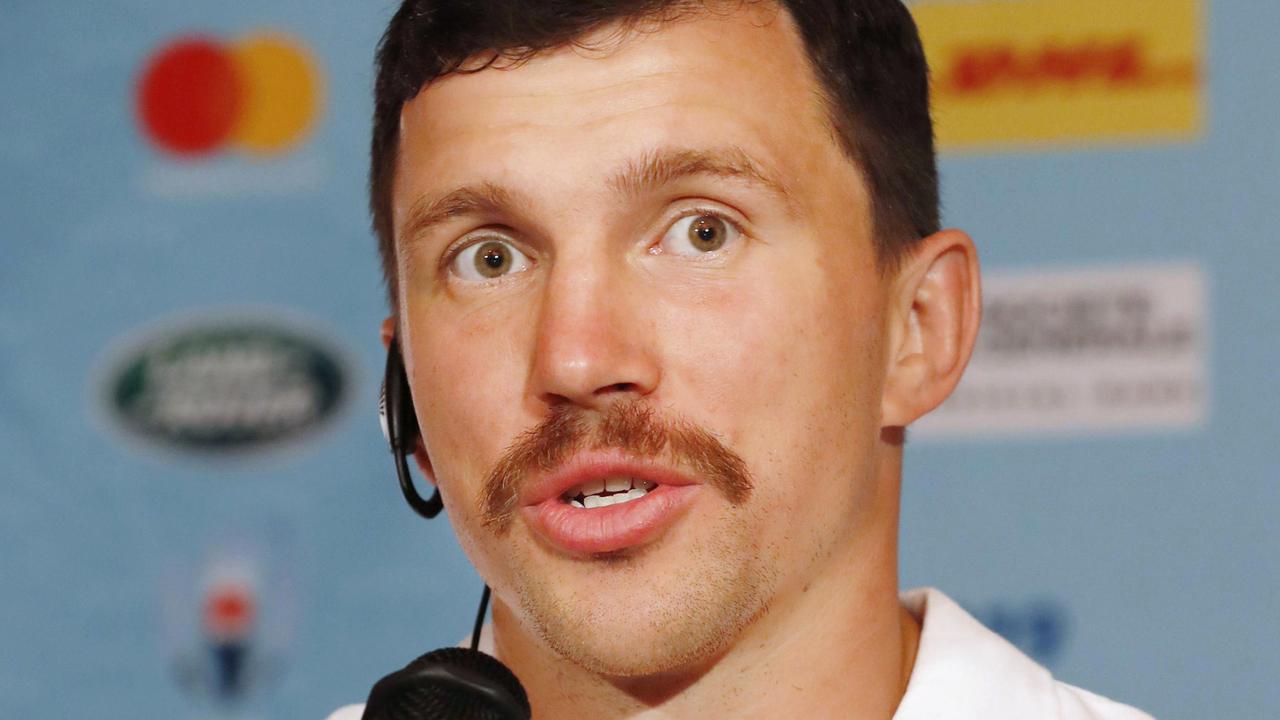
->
<box><xmin>894</xmin><ymin>588</ymin><xmax>1151</xmax><ymax>719</ymax></box>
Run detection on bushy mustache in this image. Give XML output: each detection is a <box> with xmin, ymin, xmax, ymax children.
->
<box><xmin>481</xmin><ymin>400</ymin><xmax>753</xmax><ymax>530</ymax></box>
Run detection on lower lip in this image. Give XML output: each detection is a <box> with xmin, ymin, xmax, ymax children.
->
<box><xmin>522</xmin><ymin>485</ymin><xmax>700</xmax><ymax>555</ymax></box>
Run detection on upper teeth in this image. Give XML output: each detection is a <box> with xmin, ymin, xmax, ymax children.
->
<box><xmin>566</xmin><ymin>477</ymin><xmax>657</xmax><ymax>509</ymax></box>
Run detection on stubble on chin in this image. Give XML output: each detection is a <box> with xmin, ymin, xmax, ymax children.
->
<box><xmin>511</xmin><ymin>509</ymin><xmax>779</xmax><ymax>679</ymax></box>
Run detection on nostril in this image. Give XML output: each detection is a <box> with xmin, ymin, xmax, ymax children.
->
<box><xmin>599</xmin><ymin>382</ymin><xmax>638</xmax><ymax>394</ymax></box>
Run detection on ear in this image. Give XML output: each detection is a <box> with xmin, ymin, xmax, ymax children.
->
<box><xmin>881</xmin><ymin>229</ymin><xmax>981</xmax><ymax>428</ymax></box>
<box><xmin>380</xmin><ymin>316</ymin><xmax>395</xmax><ymax>350</ymax></box>
<box><xmin>380</xmin><ymin>315</ymin><xmax>437</xmax><ymax>487</ymax></box>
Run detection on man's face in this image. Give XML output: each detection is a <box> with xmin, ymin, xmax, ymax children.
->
<box><xmin>392</xmin><ymin>6</ymin><xmax>898</xmax><ymax>676</ymax></box>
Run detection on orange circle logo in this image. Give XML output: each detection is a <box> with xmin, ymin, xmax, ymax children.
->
<box><xmin>136</xmin><ymin>32</ymin><xmax>323</xmax><ymax>158</ymax></box>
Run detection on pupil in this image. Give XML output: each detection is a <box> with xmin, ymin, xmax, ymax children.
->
<box><xmin>689</xmin><ymin>216</ymin><xmax>726</xmax><ymax>251</ymax></box>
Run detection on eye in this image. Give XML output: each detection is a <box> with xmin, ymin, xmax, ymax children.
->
<box><xmin>658</xmin><ymin>213</ymin><xmax>742</xmax><ymax>257</ymax></box>
<box><xmin>449</xmin><ymin>237</ymin><xmax>531</xmax><ymax>282</ymax></box>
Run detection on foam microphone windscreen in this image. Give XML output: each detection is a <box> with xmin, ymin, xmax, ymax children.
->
<box><xmin>362</xmin><ymin>647</ymin><xmax>531</xmax><ymax>720</ymax></box>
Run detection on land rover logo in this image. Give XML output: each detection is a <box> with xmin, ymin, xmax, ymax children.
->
<box><xmin>105</xmin><ymin>318</ymin><xmax>348</xmax><ymax>453</ymax></box>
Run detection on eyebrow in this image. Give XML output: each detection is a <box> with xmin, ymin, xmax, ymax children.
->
<box><xmin>400</xmin><ymin>182</ymin><xmax>519</xmax><ymax>248</ymax></box>
<box><xmin>608</xmin><ymin>145</ymin><xmax>794</xmax><ymax>210</ymax></box>
<box><xmin>399</xmin><ymin>145</ymin><xmax>794</xmax><ymax>244</ymax></box>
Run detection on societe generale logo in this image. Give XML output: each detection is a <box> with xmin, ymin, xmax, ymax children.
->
<box><xmin>135</xmin><ymin>32</ymin><xmax>324</xmax><ymax>158</ymax></box>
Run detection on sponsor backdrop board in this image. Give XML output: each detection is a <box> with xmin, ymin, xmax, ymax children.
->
<box><xmin>1</xmin><ymin>1</ymin><xmax>1274</xmax><ymax>717</ymax></box>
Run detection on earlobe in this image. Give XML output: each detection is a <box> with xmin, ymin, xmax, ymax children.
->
<box><xmin>380</xmin><ymin>316</ymin><xmax>396</xmax><ymax>350</ymax></box>
<box><xmin>881</xmin><ymin>229</ymin><xmax>981</xmax><ymax>428</ymax></box>
<box><xmin>411</xmin><ymin>439</ymin><xmax>438</xmax><ymax>487</ymax></box>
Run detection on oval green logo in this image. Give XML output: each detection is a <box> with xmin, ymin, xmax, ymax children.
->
<box><xmin>105</xmin><ymin>318</ymin><xmax>348</xmax><ymax>454</ymax></box>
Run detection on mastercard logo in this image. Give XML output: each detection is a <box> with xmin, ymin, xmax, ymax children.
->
<box><xmin>136</xmin><ymin>32</ymin><xmax>323</xmax><ymax>158</ymax></box>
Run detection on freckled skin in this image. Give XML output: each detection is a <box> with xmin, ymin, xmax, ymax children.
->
<box><xmin>386</xmin><ymin>5</ymin><xmax>969</xmax><ymax>719</ymax></box>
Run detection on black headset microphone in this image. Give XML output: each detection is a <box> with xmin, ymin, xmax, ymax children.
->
<box><xmin>364</xmin><ymin>338</ymin><xmax>531</xmax><ymax>720</ymax></box>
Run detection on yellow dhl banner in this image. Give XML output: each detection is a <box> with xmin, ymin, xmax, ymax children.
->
<box><xmin>910</xmin><ymin>0</ymin><xmax>1204</xmax><ymax>151</ymax></box>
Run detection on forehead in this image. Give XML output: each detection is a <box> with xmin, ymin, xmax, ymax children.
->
<box><xmin>389</xmin><ymin>5</ymin><xmax>870</xmax><ymax>252</ymax></box>
<box><xmin>393</xmin><ymin>5</ymin><xmax>854</xmax><ymax>227</ymax></box>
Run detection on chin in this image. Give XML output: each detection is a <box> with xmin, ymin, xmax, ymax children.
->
<box><xmin>540</xmin><ymin>591</ymin><xmax>757</xmax><ymax>676</ymax></box>
<box><xmin>510</xmin><ymin>527</ymin><xmax>780</xmax><ymax>678</ymax></box>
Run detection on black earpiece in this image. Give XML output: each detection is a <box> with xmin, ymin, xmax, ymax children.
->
<box><xmin>380</xmin><ymin>336</ymin><xmax>443</xmax><ymax>519</ymax></box>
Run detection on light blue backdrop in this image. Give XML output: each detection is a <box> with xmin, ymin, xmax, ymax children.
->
<box><xmin>1</xmin><ymin>2</ymin><xmax>1275</xmax><ymax>718</ymax></box>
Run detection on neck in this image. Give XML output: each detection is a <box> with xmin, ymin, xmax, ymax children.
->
<box><xmin>490</xmin><ymin>457</ymin><xmax>920</xmax><ymax>719</ymax></box>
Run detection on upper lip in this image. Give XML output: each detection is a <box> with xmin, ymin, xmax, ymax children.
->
<box><xmin>520</xmin><ymin>450</ymin><xmax>699</xmax><ymax>507</ymax></box>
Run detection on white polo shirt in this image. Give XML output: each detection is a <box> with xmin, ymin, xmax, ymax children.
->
<box><xmin>327</xmin><ymin>587</ymin><xmax>1153</xmax><ymax>719</ymax></box>
<box><xmin>894</xmin><ymin>588</ymin><xmax>1152</xmax><ymax>719</ymax></box>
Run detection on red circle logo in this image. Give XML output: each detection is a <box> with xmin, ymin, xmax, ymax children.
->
<box><xmin>136</xmin><ymin>33</ymin><xmax>322</xmax><ymax>158</ymax></box>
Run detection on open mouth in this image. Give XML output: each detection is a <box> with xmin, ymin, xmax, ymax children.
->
<box><xmin>561</xmin><ymin>477</ymin><xmax>659</xmax><ymax>509</ymax></box>
<box><xmin>522</xmin><ymin>454</ymin><xmax>701</xmax><ymax>554</ymax></box>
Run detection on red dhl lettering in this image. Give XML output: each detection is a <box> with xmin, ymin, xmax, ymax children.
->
<box><xmin>937</xmin><ymin>37</ymin><xmax>1197</xmax><ymax>95</ymax></box>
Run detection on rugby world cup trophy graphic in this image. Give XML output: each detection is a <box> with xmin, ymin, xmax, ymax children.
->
<box><xmin>165</xmin><ymin>537</ymin><xmax>294</xmax><ymax>716</ymax></box>
<box><xmin>202</xmin><ymin>578</ymin><xmax>256</xmax><ymax>699</ymax></box>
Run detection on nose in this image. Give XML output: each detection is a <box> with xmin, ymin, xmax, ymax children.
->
<box><xmin>528</xmin><ymin>259</ymin><xmax>660</xmax><ymax>410</ymax></box>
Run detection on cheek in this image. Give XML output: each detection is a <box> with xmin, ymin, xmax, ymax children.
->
<box><xmin>403</xmin><ymin>304</ymin><xmax>525</xmax><ymax>510</ymax></box>
<box><xmin>669</xmin><ymin>256</ymin><xmax>885</xmax><ymax>427</ymax></box>
<box><xmin>403</xmin><ymin>305</ymin><xmax>535</xmax><ymax>587</ymax></box>
<box><xmin>661</xmin><ymin>254</ymin><xmax>887</xmax><ymax>518</ymax></box>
